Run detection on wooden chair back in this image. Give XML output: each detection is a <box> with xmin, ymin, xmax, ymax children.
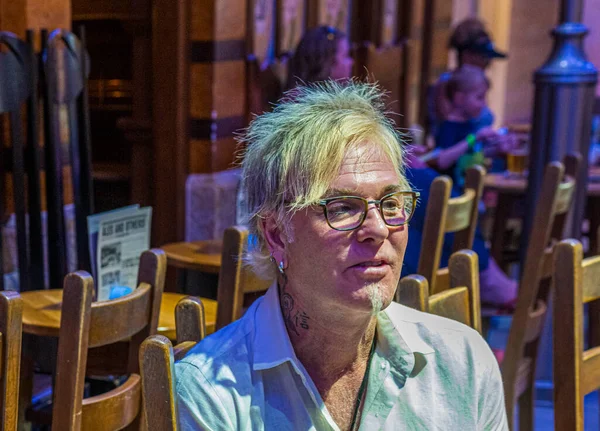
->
<box><xmin>0</xmin><ymin>291</ymin><xmax>23</xmax><ymax>431</ymax></box>
<box><xmin>0</xmin><ymin>32</ymin><xmax>37</xmax><ymax>292</ymax></box>
<box><xmin>216</xmin><ymin>226</ymin><xmax>272</xmax><ymax>330</ymax></box>
<box><xmin>51</xmin><ymin>249</ymin><xmax>166</xmax><ymax>431</ymax></box>
<box><xmin>553</xmin><ymin>239</ymin><xmax>600</xmax><ymax>431</ymax></box>
<box><xmin>140</xmin><ymin>296</ymin><xmax>207</xmax><ymax>431</ymax></box>
<box><xmin>175</xmin><ymin>296</ymin><xmax>206</xmax><ymax>345</ymax></box>
<box><xmin>501</xmin><ymin>154</ymin><xmax>580</xmax><ymax>430</ymax></box>
<box><xmin>42</xmin><ymin>28</ymin><xmax>94</xmax><ymax>286</ymax></box>
<box><xmin>397</xmin><ymin>249</ymin><xmax>481</xmax><ymax>332</ymax></box>
<box><xmin>417</xmin><ymin>166</ymin><xmax>486</xmax><ymax>295</ymax></box>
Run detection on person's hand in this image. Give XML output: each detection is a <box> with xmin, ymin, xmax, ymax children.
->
<box><xmin>497</xmin><ymin>133</ymin><xmax>518</xmax><ymax>154</ymax></box>
<box><xmin>475</xmin><ymin>127</ymin><xmax>497</xmax><ymax>142</ymax></box>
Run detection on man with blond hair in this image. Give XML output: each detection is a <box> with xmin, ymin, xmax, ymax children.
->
<box><xmin>175</xmin><ymin>81</ymin><xmax>508</xmax><ymax>430</ymax></box>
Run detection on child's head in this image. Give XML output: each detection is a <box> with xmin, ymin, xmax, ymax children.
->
<box><xmin>450</xmin><ymin>18</ymin><xmax>506</xmax><ymax>69</ymax></box>
<box><xmin>445</xmin><ymin>65</ymin><xmax>489</xmax><ymax>120</ymax></box>
<box><xmin>286</xmin><ymin>26</ymin><xmax>353</xmax><ymax>89</ymax></box>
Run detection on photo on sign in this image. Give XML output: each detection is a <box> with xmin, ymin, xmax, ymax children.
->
<box><xmin>100</xmin><ymin>243</ymin><xmax>122</xmax><ymax>269</ymax></box>
<box><xmin>101</xmin><ymin>271</ymin><xmax>121</xmax><ymax>286</ymax></box>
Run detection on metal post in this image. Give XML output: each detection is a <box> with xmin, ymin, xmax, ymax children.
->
<box><xmin>522</xmin><ymin>16</ymin><xmax>597</xmax><ymax>249</ymax></box>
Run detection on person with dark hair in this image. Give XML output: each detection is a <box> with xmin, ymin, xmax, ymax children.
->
<box><xmin>429</xmin><ymin>18</ymin><xmax>507</xmax><ymax>134</ymax></box>
<box><xmin>286</xmin><ymin>26</ymin><xmax>353</xmax><ymax>89</ymax></box>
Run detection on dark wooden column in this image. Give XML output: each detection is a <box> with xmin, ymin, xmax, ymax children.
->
<box><xmin>152</xmin><ymin>0</ymin><xmax>248</xmax><ymax>246</ymax></box>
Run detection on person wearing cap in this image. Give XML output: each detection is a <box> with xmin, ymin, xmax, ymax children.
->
<box><xmin>428</xmin><ymin>18</ymin><xmax>507</xmax><ymax>134</ymax></box>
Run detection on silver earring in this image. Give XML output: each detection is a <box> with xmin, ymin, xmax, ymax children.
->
<box><xmin>270</xmin><ymin>254</ymin><xmax>286</xmax><ymax>277</ymax></box>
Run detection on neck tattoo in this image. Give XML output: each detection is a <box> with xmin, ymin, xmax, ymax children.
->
<box><xmin>279</xmin><ymin>280</ymin><xmax>310</xmax><ymax>337</ymax></box>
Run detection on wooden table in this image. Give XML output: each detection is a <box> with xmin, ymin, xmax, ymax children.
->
<box><xmin>485</xmin><ymin>169</ymin><xmax>600</xmax><ymax>264</ymax></box>
<box><xmin>20</xmin><ymin>290</ymin><xmax>218</xmax><ymax>340</ymax></box>
<box><xmin>161</xmin><ymin>240</ymin><xmax>223</xmax><ymax>273</ymax></box>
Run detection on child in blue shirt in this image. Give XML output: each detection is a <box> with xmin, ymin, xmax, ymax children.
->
<box><xmin>433</xmin><ymin>66</ymin><xmax>514</xmax><ymax>187</ymax></box>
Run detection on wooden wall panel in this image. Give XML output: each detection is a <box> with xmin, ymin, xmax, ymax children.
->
<box><xmin>248</xmin><ymin>0</ymin><xmax>274</xmax><ymax>63</ymax></box>
<box><xmin>404</xmin><ymin>0</ymin><xmax>425</xmax><ymax>127</ymax></box>
<box><xmin>276</xmin><ymin>0</ymin><xmax>305</xmax><ymax>56</ymax></box>
<box><xmin>428</xmin><ymin>0</ymin><xmax>453</xmax><ymax>82</ymax></box>
<box><xmin>380</xmin><ymin>0</ymin><xmax>400</xmax><ymax>47</ymax></box>
<box><xmin>307</xmin><ymin>0</ymin><xmax>350</xmax><ymax>34</ymax></box>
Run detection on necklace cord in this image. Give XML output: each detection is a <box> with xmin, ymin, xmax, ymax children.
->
<box><xmin>349</xmin><ymin>332</ymin><xmax>377</xmax><ymax>431</ymax></box>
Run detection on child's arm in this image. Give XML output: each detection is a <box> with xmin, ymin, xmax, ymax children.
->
<box><xmin>436</xmin><ymin>139</ymin><xmax>470</xmax><ymax>169</ymax></box>
<box><xmin>435</xmin><ymin>127</ymin><xmax>497</xmax><ymax>170</ymax></box>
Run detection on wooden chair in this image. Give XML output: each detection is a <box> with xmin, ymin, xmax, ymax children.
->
<box><xmin>418</xmin><ymin>166</ymin><xmax>486</xmax><ymax>295</ymax></box>
<box><xmin>500</xmin><ymin>155</ymin><xmax>580</xmax><ymax>430</ymax></box>
<box><xmin>215</xmin><ymin>226</ymin><xmax>273</xmax><ymax>330</ymax></box>
<box><xmin>1</xmin><ymin>29</ymin><xmax>94</xmax><ymax>292</ymax></box>
<box><xmin>0</xmin><ymin>31</ymin><xmax>36</xmax><ymax>292</ymax></box>
<box><xmin>42</xmin><ymin>28</ymin><xmax>94</xmax><ymax>282</ymax></box>
<box><xmin>51</xmin><ymin>249</ymin><xmax>165</xmax><ymax>431</ymax></box>
<box><xmin>397</xmin><ymin>249</ymin><xmax>481</xmax><ymax>332</ymax></box>
<box><xmin>140</xmin><ymin>296</ymin><xmax>207</xmax><ymax>431</ymax></box>
<box><xmin>553</xmin><ymin>239</ymin><xmax>600</xmax><ymax>431</ymax></box>
<box><xmin>0</xmin><ymin>291</ymin><xmax>23</xmax><ymax>431</ymax></box>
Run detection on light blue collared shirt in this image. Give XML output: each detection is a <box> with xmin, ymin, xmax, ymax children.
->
<box><xmin>175</xmin><ymin>285</ymin><xmax>508</xmax><ymax>430</ymax></box>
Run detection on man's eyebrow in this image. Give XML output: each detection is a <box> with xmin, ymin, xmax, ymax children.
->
<box><xmin>321</xmin><ymin>184</ymin><xmax>407</xmax><ymax>199</ymax></box>
<box><xmin>321</xmin><ymin>188</ymin><xmax>357</xmax><ymax>198</ymax></box>
<box><xmin>381</xmin><ymin>184</ymin><xmax>406</xmax><ymax>195</ymax></box>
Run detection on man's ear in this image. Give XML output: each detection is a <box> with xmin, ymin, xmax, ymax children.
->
<box><xmin>262</xmin><ymin>215</ymin><xmax>288</xmax><ymax>266</ymax></box>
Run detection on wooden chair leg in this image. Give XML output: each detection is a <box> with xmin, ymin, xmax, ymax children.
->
<box><xmin>518</xmin><ymin>383</ymin><xmax>535</xmax><ymax>431</ymax></box>
<box><xmin>18</xmin><ymin>338</ymin><xmax>34</xmax><ymax>431</ymax></box>
<box><xmin>490</xmin><ymin>193</ymin><xmax>514</xmax><ymax>271</ymax></box>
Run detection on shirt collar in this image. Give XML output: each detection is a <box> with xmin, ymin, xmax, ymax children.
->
<box><xmin>252</xmin><ymin>283</ymin><xmax>299</xmax><ymax>370</ymax></box>
<box><xmin>381</xmin><ymin>302</ymin><xmax>435</xmax><ymax>356</ymax></box>
<box><xmin>252</xmin><ymin>286</ymin><xmax>435</xmax><ymax>372</ymax></box>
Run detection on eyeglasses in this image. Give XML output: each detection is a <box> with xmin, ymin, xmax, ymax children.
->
<box><xmin>318</xmin><ymin>191</ymin><xmax>419</xmax><ymax>231</ymax></box>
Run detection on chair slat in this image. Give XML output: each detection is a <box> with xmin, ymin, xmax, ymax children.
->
<box><xmin>174</xmin><ymin>341</ymin><xmax>198</xmax><ymax>361</ymax></box>
<box><xmin>539</xmin><ymin>246</ymin><xmax>554</xmax><ymax>280</ymax></box>
<box><xmin>434</xmin><ymin>267</ymin><xmax>450</xmax><ymax>293</ymax></box>
<box><xmin>428</xmin><ymin>287</ymin><xmax>470</xmax><ymax>327</ymax></box>
<box><xmin>140</xmin><ymin>335</ymin><xmax>179</xmax><ymax>431</ymax></box>
<box><xmin>582</xmin><ymin>255</ymin><xmax>600</xmax><ymax>303</ymax></box>
<box><xmin>25</xmin><ymin>30</ymin><xmax>45</xmax><ymax>291</ymax></box>
<box><xmin>81</xmin><ymin>374</ymin><xmax>141</xmax><ymax>431</ymax></box>
<box><xmin>42</xmin><ymin>28</ymin><xmax>69</xmax><ymax>290</ymax></box>
<box><xmin>523</xmin><ymin>301</ymin><xmax>547</xmax><ymax>343</ymax></box>
<box><xmin>0</xmin><ymin>291</ymin><xmax>23</xmax><ymax>431</ymax></box>
<box><xmin>444</xmin><ymin>189</ymin><xmax>476</xmax><ymax>233</ymax></box>
<box><xmin>396</xmin><ymin>275</ymin><xmax>428</xmax><ymax>311</ymax></box>
<box><xmin>175</xmin><ymin>296</ymin><xmax>206</xmax><ymax>344</ymax></box>
<box><xmin>89</xmin><ymin>283</ymin><xmax>152</xmax><ymax>348</ymax></box>
<box><xmin>581</xmin><ymin>347</ymin><xmax>600</xmax><ymax>395</ymax></box>
<box><xmin>216</xmin><ymin>226</ymin><xmax>272</xmax><ymax>330</ymax></box>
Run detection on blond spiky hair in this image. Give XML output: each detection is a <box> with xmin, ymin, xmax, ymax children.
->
<box><xmin>239</xmin><ymin>80</ymin><xmax>409</xmax><ymax>279</ymax></box>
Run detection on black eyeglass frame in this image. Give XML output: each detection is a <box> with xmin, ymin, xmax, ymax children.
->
<box><xmin>317</xmin><ymin>190</ymin><xmax>420</xmax><ymax>231</ymax></box>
